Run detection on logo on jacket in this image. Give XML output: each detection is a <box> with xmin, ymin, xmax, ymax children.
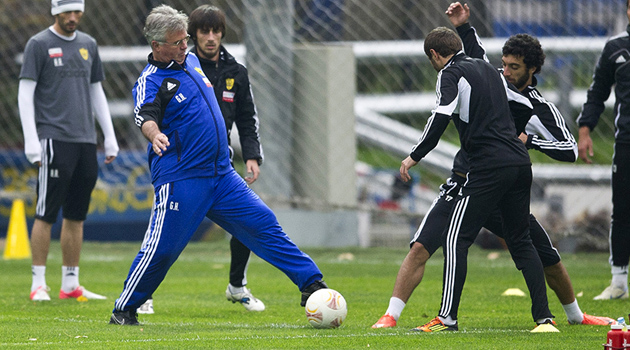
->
<box><xmin>226</xmin><ymin>78</ymin><xmax>234</xmax><ymax>90</ymax></box>
<box><xmin>616</xmin><ymin>55</ymin><xmax>627</xmax><ymax>64</ymax></box>
<box><xmin>169</xmin><ymin>201</ymin><xmax>180</xmax><ymax>211</ymax></box>
<box><xmin>614</xmin><ymin>49</ymin><xmax>630</xmax><ymax>65</ymax></box>
<box><xmin>195</xmin><ymin>67</ymin><xmax>212</xmax><ymax>87</ymax></box>
<box><xmin>175</xmin><ymin>93</ymin><xmax>187</xmax><ymax>103</ymax></box>
<box><xmin>80</xmin><ymin>48</ymin><xmax>88</xmax><ymax>60</ymax></box>
<box><xmin>222</xmin><ymin>91</ymin><xmax>235</xmax><ymax>102</ymax></box>
<box><xmin>167</xmin><ymin>82</ymin><xmax>177</xmax><ymax>91</ymax></box>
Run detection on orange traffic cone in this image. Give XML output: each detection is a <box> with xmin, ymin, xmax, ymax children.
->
<box><xmin>3</xmin><ymin>199</ymin><xmax>31</xmax><ymax>260</ymax></box>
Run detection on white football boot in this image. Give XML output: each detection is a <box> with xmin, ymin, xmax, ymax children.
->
<box><xmin>593</xmin><ymin>285</ymin><xmax>629</xmax><ymax>300</ymax></box>
<box><xmin>226</xmin><ymin>285</ymin><xmax>265</xmax><ymax>312</ymax></box>
<box><xmin>30</xmin><ymin>286</ymin><xmax>51</xmax><ymax>301</ymax></box>
<box><xmin>59</xmin><ymin>286</ymin><xmax>107</xmax><ymax>300</ymax></box>
<box><xmin>137</xmin><ymin>299</ymin><xmax>155</xmax><ymax>314</ymax></box>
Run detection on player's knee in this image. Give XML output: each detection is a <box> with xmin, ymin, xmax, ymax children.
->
<box><xmin>409</xmin><ymin>242</ymin><xmax>431</xmax><ymax>264</ymax></box>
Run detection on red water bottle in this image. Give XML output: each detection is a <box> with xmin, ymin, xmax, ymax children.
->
<box><xmin>624</xmin><ymin>329</ymin><xmax>630</xmax><ymax>349</ymax></box>
<box><xmin>605</xmin><ymin>324</ymin><xmax>624</xmax><ymax>349</ymax></box>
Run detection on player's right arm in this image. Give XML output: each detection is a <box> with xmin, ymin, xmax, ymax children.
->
<box><xmin>17</xmin><ymin>79</ymin><xmax>41</xmax><ymax>165</ymax></box>
<box><xmin>17</xmin><ymin>38</ymin><xmax>44</xmax><ymax>166</ymax></box>
<box><xmin>576</xmin><ymin>41</ymin><xmax>616</xmax><ymax>163</ymax></box>
<box><xmin>403</xmin><ymin>69</ymin><xmax>457</xmax><ymax>181</ymax></box>
<box><xmin>133</xmin><ymin>72</ymin><xmax>171</xmax><ymax>156</ymax></box>
<box><xmin>141</xmin><ymin>120</ymin><xmax>169</xmax><ymax>157</ymax></box>
<box><xmin>577</xmin><ymin>42</ymin><xmax>616</xmax><ymax>131</ymax></box>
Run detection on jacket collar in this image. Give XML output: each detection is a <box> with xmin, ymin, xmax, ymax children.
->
<box><xmin>147</xmin><ymin>52</ymin><xmax>187</xmax><ymax>70</ymax></box>
<box><xmin>520</xmin><ymin>75</ymin><xmax>539</xmax><ymax>94</ymax></box>
<box><xmin>192</xmin><ymin>45</ymin><xmax>236</xmax><ymax>66</ymax></box>
<box><xmin>445</xmin><ymin>50</ymin><xmax>466</xmax><ymax>67</ymax></box>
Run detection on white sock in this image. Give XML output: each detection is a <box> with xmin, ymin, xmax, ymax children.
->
<box><xmin>385</xmin><ymin>297</ymin><xmax>406</xmax><ymax>321</ymax></box>
<box><xmin>439</xmin><ymin>315</ymin><xmax>457</xmax><ymax>326</ymax></box>
<box><xmin>61</xmin><ymin>266</ymin><xmax>79</xmax><ymax>292</ymax></box>
<box><xmin>562</xmin><ymin>299</ymin><xmax>583</xmax><ymax>324</ymax></box>
<box><xmin>31</xmin><ymin>265</ymin><xmax>46</xmax><ymax>292</ymax></box>
<box><xmin>611</xmin><ymin>265</ymin><xmax>628</xmax><ymax>290</ymax></box>
<box><xmin>228</xmin><ymin>284</ymin><xmax>245</xmax><ymax>294</ymax></box>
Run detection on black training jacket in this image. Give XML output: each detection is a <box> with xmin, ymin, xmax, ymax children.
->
<box><xmin>410</xmin><ymin>52</ymin><xmax>532</xmax><ymax>173</ymax></box>
<box><xmin>195</xmin><ymin>45</ymin><xmax>263</xmax><ymax>164</ymax></box>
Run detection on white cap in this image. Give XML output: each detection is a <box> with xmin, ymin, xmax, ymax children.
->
<box><xmin>51</xmin><ymin>0</ymin><xmax>85</xmax><ymax>16</ymax></box>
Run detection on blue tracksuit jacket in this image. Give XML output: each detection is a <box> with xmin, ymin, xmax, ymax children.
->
<box><xmin>133</xmin><ymin>53</ymin><xmax>232</xmax><ymax>186</ymax></box>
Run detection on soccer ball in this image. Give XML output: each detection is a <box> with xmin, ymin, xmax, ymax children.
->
<box><xmin>305</xmin><ymin>288</ymin><xmax>347</xmax><ymax>329</ymax></box>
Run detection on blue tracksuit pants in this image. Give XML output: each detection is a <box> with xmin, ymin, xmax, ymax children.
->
<box><xmin>114</xmin><ymin>170</ymin><xmax>323</xmax><ymax>311</ymax></box>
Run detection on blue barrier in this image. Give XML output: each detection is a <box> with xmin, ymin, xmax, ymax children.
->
<box><xmin>0</xmin><ymin>150</ymin><xmax>212</xmax><ymax>241</ymax></box>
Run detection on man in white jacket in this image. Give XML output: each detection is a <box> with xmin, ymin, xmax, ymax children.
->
<box><xmin>18</xmin><ymin>0</ymin><xmax>118</xmax><ymax>302</ymax></box>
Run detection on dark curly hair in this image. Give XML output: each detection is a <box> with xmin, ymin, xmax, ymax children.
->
<box><xmin>502</xmin><ymin>34</ymin><xmax>545</xmax><ymax>75</ymax></box>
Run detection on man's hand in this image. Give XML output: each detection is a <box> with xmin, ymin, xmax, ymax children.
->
<box><xmin>141</xmin><ymin>120</ymin><xmax>170</xmax><ymax>156</ymax></box>
<box><xmin>400</xmin><ymin>156</ymin><xmax>418</xmax><ymax>183</ymax></box>
<box><xmin>446</xmin><ymin>2</ymin><xmax>470</xmax><ymax>28</ymax></box>
<box><xmin>518</xmin><ymin>132</ymin><xmax>528</xmax><ymax>144</ymax></box>
<box><xmin>104</xmin><ymin>156</ymin><xmax>117</xmax><ymax>164</ymax></box>
<box><xmin>151</xmin><ymin>133</ymin><xmax>170</xmax><ymax>157</ymax></box>
<box><xmin>577</xmin><ymin>126</ymin><xmax>594</xmax><ymax>164</ymax></box>
<box><xmin>244</xmin><ymin>159</ymin><xmax>260</xmax><ymax>184</ymax></box>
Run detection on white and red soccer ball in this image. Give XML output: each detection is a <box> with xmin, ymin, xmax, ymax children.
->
<box><xmin>305</xmin><ymin>288</ymin><xmax>347</xmax><ymax>329</ymax></box>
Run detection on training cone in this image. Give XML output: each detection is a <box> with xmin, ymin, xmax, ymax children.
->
<box><xmin>3</xmin><ymin>199</ymin><xmax>31</xmax><ymax>260</ymax></box>
<box><xmin>531</xmin><ymin>324</ymin><xmax>560</xmax><ymax>333</ymax></box>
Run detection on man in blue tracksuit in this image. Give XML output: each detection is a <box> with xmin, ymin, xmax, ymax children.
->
<box><xmin>109</xmin><ymin>4</ymin><xmax>327</xmax><ymax>325</ymax></box>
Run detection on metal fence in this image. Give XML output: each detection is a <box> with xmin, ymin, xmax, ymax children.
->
<box><xmin>0</xmin><ymin>0</ymin><xmax>625</xmax><ymax>247</ymax></box>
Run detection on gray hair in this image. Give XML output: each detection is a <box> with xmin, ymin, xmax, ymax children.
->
<box><xmin>143</xmin><ymin>5</ymin><xmax>188</xmax><ymax>44</ymax></box>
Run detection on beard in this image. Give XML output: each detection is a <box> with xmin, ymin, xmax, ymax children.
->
<box><xmin>510</xmin><ymin>74</ymin><xmax>530</xmax><ymax>91</ymax></box>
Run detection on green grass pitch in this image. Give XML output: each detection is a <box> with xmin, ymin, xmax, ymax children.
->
<box><xmin>0</xmin><ymin>239</ymin><xmax>623</xmax><ymax>349</ymax></box>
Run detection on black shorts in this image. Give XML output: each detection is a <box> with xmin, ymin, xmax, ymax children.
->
<box><xmin>35</xmin><ymin>139</ymin><xmax>98</xmax><ymax>223</ymax></box>
<box><xmin>412</xmin><ymin>173</ymin><xmax>561</xmax><ymax>266</ymax></box>
<box><xmin>411</xmin><ymin>176</ymin><xmax>461</xmax><ymax>255</ymax></box>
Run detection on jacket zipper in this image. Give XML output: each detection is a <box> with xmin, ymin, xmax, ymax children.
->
<box><xmin>183</xmin><ymin>67</ymin><xmax>222</xmax><ymax>176</ymax></box>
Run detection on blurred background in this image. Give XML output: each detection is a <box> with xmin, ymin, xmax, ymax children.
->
<box><xmin>0</xmin><ymin>0</ymin><xmax>623</xmax><ymax>251</ymax></box>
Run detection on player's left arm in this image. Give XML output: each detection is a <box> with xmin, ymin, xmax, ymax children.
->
<box><xmin>522</xmin><ymin>93</ymin><xmax>577</xmax><ymax>162</ymax></box>
<box><xmin>234</xmin><ymin>67</ymin><xmax>263</xmax><ymax>166</ymax></box>
<box><xmin>91</xmin><ymin>81</ymin><xmax>119</xmax><ymax>164</ymax></box>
